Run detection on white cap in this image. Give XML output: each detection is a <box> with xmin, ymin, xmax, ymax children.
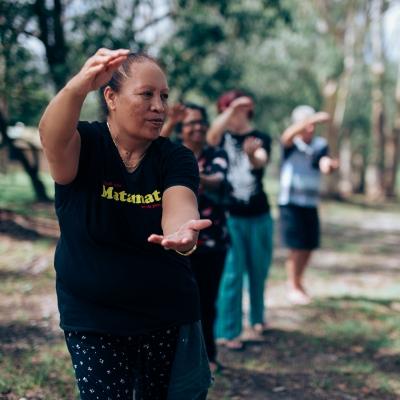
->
<box><xmin>291</xmin><ymin>105</ymin><xmax>316</xmax><ymax>124</ymax></box>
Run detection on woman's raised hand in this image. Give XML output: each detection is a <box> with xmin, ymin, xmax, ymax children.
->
<box><xmin>168</xmin><ymin>104</ymin><xmax>188</xmax><ymax>125</ymax></box>
<box><xmin>229</xmin><ymin>96</ymin><xmax>254</xmax><ymax>113</ymax></box>
<box><xmin>67</xmin><ymin>48</ymin><xmax>130</xmax><ymax>96</ymax></box>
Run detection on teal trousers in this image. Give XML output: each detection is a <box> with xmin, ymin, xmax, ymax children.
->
<box><xmin>216</xmin><ymin>213</ymin><xmax>274</xmax><ymax>340</ymax></box>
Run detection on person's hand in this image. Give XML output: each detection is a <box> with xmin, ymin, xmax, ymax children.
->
<box><xmin>329</xmin><ymin>158</ymin><xmax>340</xmax><ymax>171</ymax></box>
<box><xmin>229</xmin><ymin>96</ymin><xmax>254</xmax><ymax>113</ymax></box>
<box><xmin>168</xmin><ymin>104</ymin><xmax>187</xmax><ymax>125</ymax></box>
<box><xmin>147</xmin><ymin>219</ymin><xmax>212</xmax><ymax>252</ymax></box>
<box><xmin>319</xmin><ymin>156</ymin><xmax>339</xmax><ymax>174</ymax></box>
<box><xmin>66</xmin><ymin>48</ymin><xmax>130</xmax><ymax>96</ymax></box>
<box><xmin>243</xmin><ymin>136</ymin><xmax>263</xmax><ymax>156</ymax></box>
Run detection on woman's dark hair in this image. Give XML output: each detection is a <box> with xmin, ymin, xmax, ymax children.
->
<box><xmin>216</xmin><ymin>89</ymin><xmax>254</xmax><ymax>119</ymax></box>
<box><xmin>176</xmin><ymin>102</ymin><xmax>209</xmax><ymax>133</ymax></box>
<box><xmin>100</xmin><ymin>52</ymin><xmax>162</xmax><ymax>118</ymax></box>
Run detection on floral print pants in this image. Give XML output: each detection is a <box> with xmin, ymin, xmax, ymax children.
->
<box><xmin>64</xmin><ymin>325</ymin><xmax>179</xmax><ymax>400</ymax></box>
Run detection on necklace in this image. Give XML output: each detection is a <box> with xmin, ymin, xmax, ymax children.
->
<box><xmin>107</xmin><ymin>121</ymin><xmax>147</xmax><ymax>172</ymax></box>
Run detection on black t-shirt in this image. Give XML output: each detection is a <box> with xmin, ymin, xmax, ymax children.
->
<box><xmin>220</xmin><ymin>130</ymin><xmax>271</xmax><ymax>217</ymax></box>
<box><xmin>196</xmin><ymin>146</ymin><xmax>229</xmax><ymax>254</ymax></box>
<box><xmin>54</xmin><ymin>121</ymin><xmax>201</xmax><ymax>335</ymax></box>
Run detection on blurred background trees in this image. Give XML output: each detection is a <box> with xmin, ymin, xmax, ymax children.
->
<box><xmin>1</xmin><ymin>0</ymin><xmax>399</xmax><ymax>202</ymax></box>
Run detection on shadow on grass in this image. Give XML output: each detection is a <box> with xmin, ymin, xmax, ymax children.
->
<box><xmin>0</xmin><ymin>219</ymin><xmax>58</xmax><ymax>242</ymax></box>
<box><xmin>322</xmin><ymin>222</ymin><xmax>400</xmax><ymax>257</ymax></box>
<box><xmin>214</xmin><ymin>327</ymin><xmax>399</xmax><ymax>400</ymax></box>
<box><xmin>0</xmin><ymin>321</ymin><xmax>61</xmax><ymax>348</ymax></box>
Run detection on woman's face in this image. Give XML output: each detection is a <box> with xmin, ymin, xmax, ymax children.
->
<box><xmin>111</xmin><ymin>61</ymin><xmax>169</xmax><ymax>140</ymax></box>
<box><xmin>181</xmin><ymin>109</ymin><xmax>207</xmax><ymax>146</ymax></box>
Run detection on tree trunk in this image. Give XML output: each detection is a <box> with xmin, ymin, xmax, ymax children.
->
<box><xmin>34</xmin><ymin>0</ymin><xmax>69</xmax><ymax>90</ymax></box>
<box><xmin>384</xmin><ymin>60</ymin><xmax>400</xmax><ymax>197</ymax></box>
<box><xmin>366</xmin><ymin>0</ymin><xmax>386</xmax><ymax>201</ymax></box>
<box><xmin>0</xmin><ymin>107</ymin><xmax>50</xmax><ymax>202</ymax></box>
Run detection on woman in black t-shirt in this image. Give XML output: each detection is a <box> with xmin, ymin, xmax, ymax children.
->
<box><xmin>39</xmin><ymin>49</ymin><xmax>212</xmax><ymax>400</ymax></box>
<box><xmin>162</xmin><ymin>102</ymin><xmax>229</xmax><ymax>373</ymax></box>
<box><xmin>206</xmin><ymin>90</ymin><xmax>274</xmax><ymax>350</ymax></box>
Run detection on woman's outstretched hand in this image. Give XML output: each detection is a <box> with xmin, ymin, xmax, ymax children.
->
<box><xmin>67</xmin><ymin>48</ymin><xmax>130</xmax><ymax>96</ymax></box>
<box><xmin>148</xmin><ymin>219</ymin><xmax>212</xmax><ymax>252</ymax></box>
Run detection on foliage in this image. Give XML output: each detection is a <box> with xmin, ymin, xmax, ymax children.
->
<box><xmin>0</xmin><ymin>0</ymin><xmax>50</xmax><ymax>125</ymax></box>
<box><xmin>159</xmin><ymin>0</ymin><xmax>291</xmax><ymax>109</ymax></box>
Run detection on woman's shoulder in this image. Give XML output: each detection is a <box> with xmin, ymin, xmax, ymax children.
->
<box><xmin>250</xmin><ymin>129</ymin><xmax>271</xmax><ymax>140</ymax></box>
<box><xmin>152</xmin><ymin>136</ymin><xmax>194</xmax><ymax>158</ymax></box>
<box><xmin>77</xmin><ymin>120</ymin><xmax>107</xmax><ymax>141</ymax></box>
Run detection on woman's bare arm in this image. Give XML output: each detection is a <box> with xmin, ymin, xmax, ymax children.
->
<box><xmin>147</xmin><ymin>186</ymin><xmax>211</xmax><ymax>253</ymax></box>
<box><xmin>39</xmin><ymin>48</ymin><xmax>129</xmax><ymax>184</ymax></box>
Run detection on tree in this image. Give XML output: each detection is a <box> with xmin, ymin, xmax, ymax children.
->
<box><xmin>159</xmin><ymin>0</ymin><xmax>291</xmax><ymax>105</ymax></box>
<box><xmin>366</xmin><ymin>0</ymin><xmax>387</xmax><ymax>200</ymax></box>
<box><xmin>0</xmin><ymin>0</ymin><xmax>51</xmax><ymax>201</ymax></box>
<box><xmin>385</xmin><ymin>55</ymin><xmax>400</xmax><ymax>197</ymax></box>
<box><xmin>33</xmin><ymin>0</ymin><xmax>70</xmax><ymax>90</ymax></box>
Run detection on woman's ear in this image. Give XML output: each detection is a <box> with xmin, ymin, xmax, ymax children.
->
<box><xmin>103</xmin><ymin>86</ymin><xmax>116</xmax><ymax>111</ymax></box>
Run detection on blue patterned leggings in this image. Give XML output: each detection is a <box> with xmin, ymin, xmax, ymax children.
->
<box><xmin>64</xmin><ymin>325</ymin><xmax>179</xmax><ymax>400</ymax></box>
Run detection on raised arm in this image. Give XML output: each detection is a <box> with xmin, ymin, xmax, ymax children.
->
<box><xmin>206</xmin><ymin>96</ymin><xmax>253</xmax><ymax>146</ymax></box>
<box><xmin>281</xmin><ymin>111</ymin><xmax>330</xmax><ymax>148</ymax></box>
<box><xmin>38</xmin><ymin>48</ymin><xmax>129</xmax><ymax>184</ymax></box>
<box><xmin>147</xmin><ymin>186</ymin><xmax>211</xmax><ymax>254</ymax></box>
<box><xmin>160</xmin><ymin>103</ymin><xmax>187</xmax><ymax>138</ymax></box>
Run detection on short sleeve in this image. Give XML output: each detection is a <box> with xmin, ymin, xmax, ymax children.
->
<box><xmin>311</xmin><ymin>144</ymin><xmax>329</xmax><ymax>169</ymax></box>
<box><xmin>74</xmin><ymin>121</ymin><xmax>98</xmax><ymax>182</ymax></box>
<box><xmin>162</xmin><ymin>145</ymin><xmax>200</xmax><ymax>195</ymax></box>
<box><xmin>54</xmin><ymin>121</ymin><xmax>99</xmax><ymax>208</ymax></box>
<box><xmin>209</xmin><ymin>148</ymin><xmax>229</xmax><ymax>176</ymax></box>
<box><xmin>260</xmin><ymin>133</ymin><xmax>272</xmax><ymax>158</ymax></box>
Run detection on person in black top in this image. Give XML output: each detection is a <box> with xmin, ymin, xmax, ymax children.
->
<box><xmin>161</xmin><ymin>102</ymin><xmax>229</xmax><ymax>372</ymax></box>
<box><xmin>207</xmin><ymin>90</ymin><xmax>274</xmax><ymax>350</ymax></box>
<box><xmin>38</xmin><ymin>48</ymin><xmax>212</xmax><ymax>400</ymax></box>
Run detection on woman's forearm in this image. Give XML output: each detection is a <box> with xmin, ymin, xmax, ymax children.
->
<box><xmin>162</xmin><ymin>187</ymin><xmax>199</xmax><ymax>236</ymax></box>
<box><xmin>206</xmin><ymin>108</ymin><xmax>233</xmax><ymax>146</ymax></box>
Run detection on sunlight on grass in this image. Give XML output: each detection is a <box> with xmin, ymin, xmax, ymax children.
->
<box><xmin>0</xmin><ymin>168</ymin><xmax>54</xmax><ymax>214</ymax></box>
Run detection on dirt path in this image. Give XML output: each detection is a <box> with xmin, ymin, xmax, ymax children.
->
<box><xmin>209</xmin><ymin>202</ymin><xmax>400</xmax><ymax>399</ymax></box>
<box><xmin>0</xmin><ymin>201</ymin><xmax>399</xmax><ymax>399</ymax></box>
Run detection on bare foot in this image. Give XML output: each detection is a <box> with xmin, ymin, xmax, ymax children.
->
<box><xmin>287</xmin><ymin>288</ymin><xmax>311</xmax><ymax>305</ymax></box>
<box><xmin>252</xmin><ymin>323</ymin><xmax>269</xmax><ymax>334</ymax></box>
<box><xmin>224</xmin><ymin>339</ymin><xmax>244</xmax><ymax>350</ymax></box>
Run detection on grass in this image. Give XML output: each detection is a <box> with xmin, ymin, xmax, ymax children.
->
<box><xmin>1</xmin><ymin>168</ymin><xmax>400</xmax><ymax>399</ymax></box>
<box><xmin>0</xmin><ymin>168</ymin><xmax>55</xmax><ymax>217</ymax></box>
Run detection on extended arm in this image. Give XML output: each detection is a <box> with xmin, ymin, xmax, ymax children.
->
<box><xmin>160</xmin><ymin>103</ymin><xmax>186</xmax><ymax>138</ymax></box>
<box><xmin>281</xmin><ymin>112</ymin><xmax>330</xmax><ymax>148</ymax></box>
<box><xmin>147</xmin><ymin>186</ymin><xmax>211</xmax><ymax>253</ymax></box>
<box><xmin>200</xmin><ymin>172</ymin><xmax>224</xmax><ymax>190</ymax></box>
<box><xmin>206</xmin><ymin>96</ymin><xmax>253</xmax><ymax>146</ymax></box>
<box><xmin>243</xmin><ymin>136</ymin><xmax>269</xmax><ymax>169</ymax></box>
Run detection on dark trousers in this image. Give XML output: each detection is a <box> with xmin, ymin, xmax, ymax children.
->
<box><xmin>64</xmin><ymin>325</ymin><xmax>179</xmax><ymax>400</ymax></box>
<box><xmin>190</xmin><ymin>250</ymin><xmax>226</xmax><ymax>362</ymax></box>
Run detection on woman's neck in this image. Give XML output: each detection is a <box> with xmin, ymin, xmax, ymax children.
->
<box><xmin>107</xmin><ymin>119</ymin><xmax>151</xmax><ymax>156</ymax></box>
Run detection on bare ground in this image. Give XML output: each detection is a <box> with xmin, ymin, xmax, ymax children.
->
<box><xmin>0</xmin><ymin>201</ymin><xmax>400</xmax><ymax>399</ymax></box>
